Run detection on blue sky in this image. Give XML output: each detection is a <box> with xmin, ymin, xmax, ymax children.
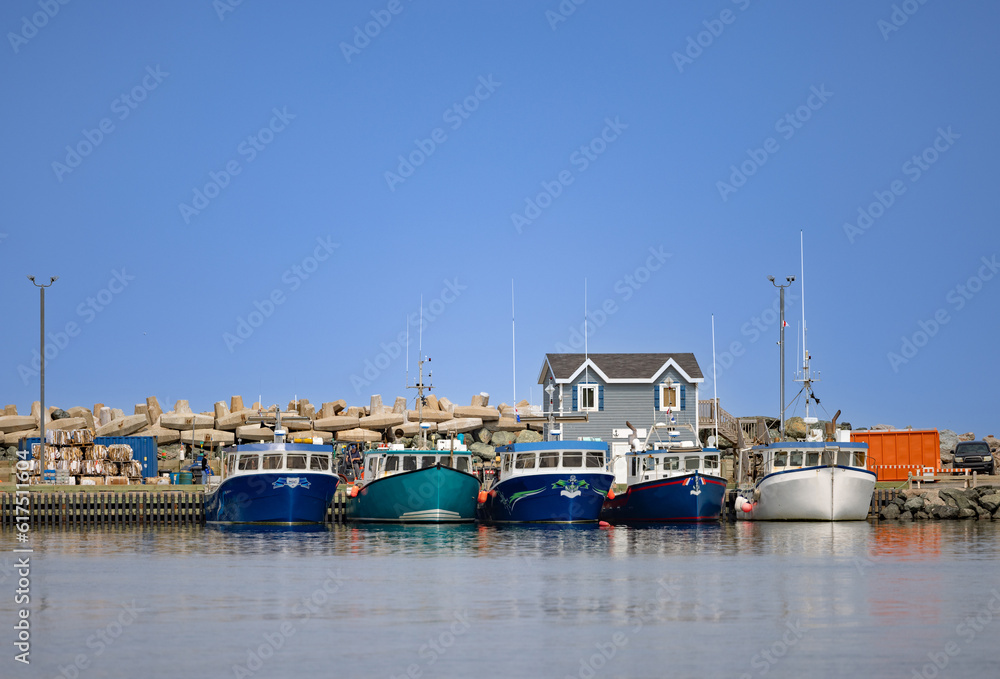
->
<box><xmin>2</xmin><ymin>1</ymin><xmax>997</xmax><ymax>435</ymax></box>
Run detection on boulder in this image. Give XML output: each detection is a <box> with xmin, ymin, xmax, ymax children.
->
<box><xmin>785</xmin><ymin>417</ymin><xmax>807</xmax><ymax>440</ymax></box>
<box><xmin>930</xmin><ymin>505</ymin><xmax>959</xmax><ymax>520</ymax></box>
<box><xmin>914</xmin><ymin>511</ymin><xmax>929</xmax><ymax>520</ymax></box>
<box><xmin>474</xmin><ymin>428</ymin><xmax>492</xmax><ymax>445</ymax></box>
<box><xmin>959</xmin><ymin>432</ymin><xmax>975</xmax><ymax>442</ymax></box>
<box><xmin>977</xmin><ymin>493</ymin><xmax>1000</xmax><ymax>513</ymax></box>
<box><xmin>939</xmin><ymin>488</ymin><xmax>976</xmax><ymax>511</ymax></box>
<box><xmin>880</xmin><ymin>504</ymin><xmax>900</xmax><ymax>520</ymax></box>
<box><xmin>393</xmin><ymin>421</ymin><xmax>438</xmax><ymax>436</ymax></box>
<box><xmin>491</xmin><ymin>431</ymin><xmax>517</xmax><ymax>447</ymax></box>
<box><xmin>918</xmin><ymin>490</ymin><xmax>946</xmax><ymax>507</ymax></box>
<box><xmin>939</xmin><ymin>429</ymin><xmax>960</xmax><ymax>459</ymax></box>
<box><xmin>516</xmin><ymin>430</ymin><xmax>543</xmax><ymax>443</ymax></box>
<box><xmin>95</xmin><ymin>414</ymin><xmax>147</xmax><ymax>437</ymax></box>
<box><xmin>976</xmin><ymin>506</ymin><xmax>992</xmax><ymax>520</ymax></box>
<box><xmin>903</xmin><ymin>496</ymin><xmax>925</xmax><ymax>513</ymax></box>
<box><xmin>51</xmin><ymin>408</ymin><xmax>71</xmax><ymax>420</ymax></box>
<box><xmin>899</xmin><ymin>511</ymin><xmax>913</xmax><ymax>521</ymax></box>
<box><xmin>468</xmin><ymin>442</ymin><xmax>496</xmax><ymax>460</ymax></box>
<box><xmin>958</xmin><ymin>508</ymin><xmax>977</xmax><ymax>519</ymax></box>
<box><xmin>984</xmin><ymin>435</ymin><xmax>1000</xmax><ymax>453</ymax></box>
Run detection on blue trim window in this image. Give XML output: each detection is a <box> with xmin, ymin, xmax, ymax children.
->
<box><xmin>658</xmin><ymin>383</ymin><xmax>680</xmax><ymax>411</ymax></box>
<box><xmin>577</xmin><ymin>383</ymin><xmax>602</xmax><ymax>412</ymax></box>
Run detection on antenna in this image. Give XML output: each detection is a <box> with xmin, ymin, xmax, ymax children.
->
<box><xmin>419</xmin><ymin>294</ymin><xmax>423</xmax><ymax>360</ymax></box>
<box><xmin>712</xmin><ymin>313</ymin><xmax>718</xmax><ymax>446</ymax></box>
<box><xmin>405</xmin><ymin>315</ymin><xmax>409</xmax><ymax>390</ymax></box>
<box><xmin>511</xmin><ymin>279</ymin><xmax>516</xmax><ymax>405</ymax></box>
<box><xmin>584</xmin><ymin>278</ymin><xmax>589</xmax><ymax>382</ymax></box>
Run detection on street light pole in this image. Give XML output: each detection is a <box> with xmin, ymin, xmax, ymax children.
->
<box><xmin>27</xmin><ymin>275</ymin><xmax>58</xmax><ymax>460</ymax></box>
<box><xmin>768</xmin><ymin>275</ymin><xmax>795</xmax><ymax>441</ymax></box>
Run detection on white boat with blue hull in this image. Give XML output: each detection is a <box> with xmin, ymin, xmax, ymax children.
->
<box><xmin>477</xmin><ymin>441</ymin><xmax>614</xmax><ymax>524</ymax></box>
<box><xmin>205</xmin><ymin>412</ymin><xmax>339</xmax><ymax>524</ymax></box>
<box><xmin>735</xmin><ymin>441</ymin><xmax>876</xmax><ymax>521</ymax></box>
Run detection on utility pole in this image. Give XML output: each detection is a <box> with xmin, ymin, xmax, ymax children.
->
<box><xmin>27</xmin><ymin>275</ymin><xmax>58</xmax><ymax>459</ymax></box>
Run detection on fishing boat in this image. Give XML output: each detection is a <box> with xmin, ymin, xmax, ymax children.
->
<box><xmin>477</xmin><ymin>441</ymin><xmax>614</xmax><ymax>524</ymax></box>
<box><xmin>344</xmin><ymin>441</ymin><xmax>481</xmax><ymax>523</ymax></box>
<box><xmin>205</xmin><ymin>411</ymin><xmax>339</xmax><ymax>524</ymax></box>
<box><xmin>600</xmin><ymin>424</ymin><xmax>726</xmax><ymax>523</ymax></box>
<box><xmin>734</xmin><ymin>233</ymin><xmax>876</xmax><ymax>521</ymax></box>
<box><xmin>734</xmin><ymin>441</ymin><xmax>875</xmax><ymax>520</ymax></box>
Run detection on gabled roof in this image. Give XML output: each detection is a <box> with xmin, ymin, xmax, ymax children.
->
<box><xmin>537</xmin><ymin>353</ymin><xmax>704</xmax><ymax>385</ymax></box>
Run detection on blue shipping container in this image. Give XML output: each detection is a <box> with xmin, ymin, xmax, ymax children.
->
<box><xmin>21</xmin><ymin>436</ymin><xmax>159</xmax><ymax>479</ymax></box>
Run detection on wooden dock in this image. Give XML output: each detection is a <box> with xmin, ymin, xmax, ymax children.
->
<box><xmin>0</xmin><ymin>491</ymin><xmax>350</xmax><ymax>526</ymax></box>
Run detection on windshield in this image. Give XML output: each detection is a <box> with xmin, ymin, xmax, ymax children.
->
<box><xmin>958</xmin><ymin>443</ymin><xmax>990</xmax><ymax>455</ymax></box>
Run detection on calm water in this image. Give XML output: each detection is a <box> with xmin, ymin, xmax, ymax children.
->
<box><xmin>2</xmin><ymin>521</ymin><xmax>999</xmax><ymax>679</ymax></box>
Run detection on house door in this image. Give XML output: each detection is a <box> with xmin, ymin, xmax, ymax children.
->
<box><xmin>611</xmin><ymin>442</ymin><xmax>629</xmax><ymax>485</ymax></box>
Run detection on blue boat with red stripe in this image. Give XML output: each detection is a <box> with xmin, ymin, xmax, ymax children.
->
<box><xmin>601</xmin><ymin>446</ymin><xmax>727</xmax><ymax>523</ymax></box>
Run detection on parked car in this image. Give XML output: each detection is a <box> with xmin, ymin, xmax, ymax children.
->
<box><xmin>953</xmin><ymin>441</ymin><xmax>995</xmax><ymax>475</ymax></box>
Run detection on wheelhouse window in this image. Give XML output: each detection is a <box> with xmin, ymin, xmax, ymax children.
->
<box><xmin>562</xmin><ymin>452</ymin><xmax>582</xmax><ymax>468</ymax></box>
<box><xmin>788</xmin><ymin>452</ymin><xmax>803</xmax><ymax>467</ymax></box>
<box><xmin>385</xmin><ymin>456</ymin><xmax>399</xmax><ymax>472</ymax></box>
<box><xmin>659</xmin><ymin>383</ymin><xmax>680</xmax><ymax>411</ymax></box>
<box><xmin>309</xmin><ymin>454</ymin><xmax>329</xmax><ymax>471</ymax></box>
<box><xmin>515</xmin><ymin>453</ymin><xmax>536</xmax><ymax>469</ymax></box>
<box><xmin>286</xmin><ymin>454</ymin><xmax>307</xmax><ymax>470</ymax></box>
<box><xmin>420</xmin><ymin>455</ymin><xmax>437</xmax><ymax>469</ymax></box>
<box><xmin>805</xmin><ymin>452</ymin><xmax>819</xmax><ymax>467</ymax></box>
<box><xmin>631</xmin><ymin>458</ymin><xmax>639</xmax><ymax>476</ymax></box>
<box><xmin>455</xmin><ymin>457</ymin><xmax>469</xmax><ymax>471</ymax></box>
<box><xmin>237</xmin><ymin>454</ymin><xmax>259</xmax><ymax>471</ymax></box>
<box><xmin>704</xmin><ymin>455</ymin><xmax>719</xmax><ymax>469</ymax></box>
<box><xmin>578</xmin><ymin>385</ymin><xmax>598</xmax><ymax>412</ymax></box>
<box><xmin>773</xmin><ymin>452</ymin><xmax>787</xmax><ymax>468</ymax></box>
<box><xmin>684</xmin><ymin>456</ymin><xmax>700</xmax><ymax>471</ymax></box>
<box><xmin>502</xmin><ymin>455</ymin><xmax>512</xmax><ymax>473</ymax></box>
<box><xmin>586</xmin><ymin>452</ymin><xmax>605</xmax><ymax>468</ymax></box>
<box><xmin>403</xmin><ymin>456</ymin><xmax>417</xmax><ymax>472</ymax></box>
<box><xmin>539</xmin><ymin>452</ymin><xmax>559</xmax><ymax>468</ymax></box>
<box><xmin>262</xmin><ymin>454</ymin><xmax>283</xmax><ymax>470</ymax></box>
<box><xmin>643</xmin><ymin>456</ymin><xmax>656</xmax><ymax>472</ymax></box>
<box><xmin>663</xmin><ymin>456</ymin><xmax>679</xmax><ymax>471</ymax></box>
<box><xmin>853</xmin><ymin>452</ymin><xmax>866</xmax><ymax>468</ymax></box>
<box><xmin>837</xmin><ymin>451</ymin><xmax>851</xmax><ymax>466</ymax></box>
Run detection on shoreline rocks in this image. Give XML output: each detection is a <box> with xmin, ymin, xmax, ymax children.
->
<box><xmin>879</xmin><ymin>486</ymin><xmax>1000</xmax><ymax>521</ymax></box>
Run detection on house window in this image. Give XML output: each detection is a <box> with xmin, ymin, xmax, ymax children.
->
<box><xmin>578</xmin><ymin>385</ymin><xmax>598</xmax><ymax>412</ymax></box>
<box><xmin>659</xmin><ymin>384</ymin><xmax>680</xmax><ymax>411</ymax></box>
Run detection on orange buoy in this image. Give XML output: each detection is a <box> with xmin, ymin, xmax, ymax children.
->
<box><xmin>607</xmin><ymin>488</ymin><xmax>616</xmax><ymax>500</ymax></box>
<box><xmin>477</xmin><ymin>491</ymin><xmax>488</xmax><ymax>504</ymax></box>
<box><xmin>599</xmin><ymin>521</ymin><xmax>611</xmax><ymax>528</ymax></box>
<box><xmin>350</xmin><ymin>486</ymin><xmax>359</xmax><ymax>498</ymax></box>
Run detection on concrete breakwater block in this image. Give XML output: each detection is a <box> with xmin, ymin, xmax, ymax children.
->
<box><xmin>359</xmin><ymin>414</ymin><xmax>405</xmax><ymax>429</ymax></box>
<box><xmin>452</xmin><ymin>406</ymin><xmax>500</xmax><ymax>421</ymax></box>
<box><xmin>336</xmin><ymin>428</ymin><xmax>382</xmax><ymax>443</ymax></box>
<box><xmin>235</xmin><ymin>425</ymin><xmax>275</xmax><ymax>441</ymax></box>
<box><xmin>313</xmin><ymin>416</ymin><xmax>361</xmax><ymax>432</ymax></box>
<box><xmin>95</xmin><ymin>415</ymin><xmax>148</xmax><ymax>437</ymax></box>
<box><xmin>138</xmin><ymin>426</ymin><xmax>181</xmax><ymax>445</ymax></box>
<box><xmin>405</xmin><ymin>410</ymin><xmax>452</xmax><ymax>423</ymax></box>
<box><xmin>0</xmin><ymin>416</ymin><xmax>36</xmax><ymax>433</ymax></box>
<box><xmin>160</xmin><ymin>413</ymin><xmax>214</xmax><ymax>430</ymax></box>
<box><xmin>393</xmin><ymin>421</ymin><xmax>438</xmax><ymax>436</ymax></box>
<box><xmin>180</xmin><ymin>429</ymin><xmax>235</xmax><ymax>445</ymax></box>
<box><xmin>437</xmin><ymin>418</ymin><xmax>483</xmax><ymax>434</ymax></box>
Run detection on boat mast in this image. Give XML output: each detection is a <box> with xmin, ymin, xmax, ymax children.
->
<box><xmin>793</xmin><ymin>230</ymin><xmax>819</xmax><ymax>422</ymax></box>
<box><xmin>768</xmin><ymin>273</ymin><xmax>795</xmax><ymax>440</ymax></box>
<box><xmin>407</xmin><ymin>299</ymin><xmax>432</xmax><ymax>447</ymax></box>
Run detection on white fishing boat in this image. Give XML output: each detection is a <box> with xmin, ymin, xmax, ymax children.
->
<box><xmin>735</xmin><ymin>233</ymin><xmax>876</xmax><ymax>521</ymax></box>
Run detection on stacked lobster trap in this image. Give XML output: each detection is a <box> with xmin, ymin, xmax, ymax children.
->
<box><xmin>28</xmin><ymin>430</ymin><xmax>144</xmax><ymax>485</ymax></box>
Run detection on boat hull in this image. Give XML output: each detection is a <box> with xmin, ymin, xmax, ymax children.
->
<box><xmin>345</xmin><ymin>464</ymin><xmax>480</xmax><ymax>523</ymax></box>
<box><xmin>205</xmin><ymin>473</ymin><xmax>339</xmax><ymax>524</ymax></box>
<box><xmin>477</xmin><ymin>472</ymin><xmax>614</xmax><ymax>524</ymax></box>
<box><xmin>600</xmin><ymin>472</ymin><xmax>726</xmax><ymax>523</ymax></box>
<box><xmin>738</xmin><ymin>465</ymin><xmax>876</xmax><ymax>521</ymax></box>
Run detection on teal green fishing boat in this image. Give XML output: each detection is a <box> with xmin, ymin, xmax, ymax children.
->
<box><xmin>345</xmin><ymin>445</ymin><xmax>481</xmax><ymax>523</ymax></box>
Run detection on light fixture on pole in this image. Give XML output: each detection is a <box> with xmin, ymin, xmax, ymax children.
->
<box><xmin>768</xmin><ymin>274</ymin><xmax>795</xmax><ymax>440</ymax></box>
<box><xmin>27</xmin><ymin>275</ymin><xmax>58</xmax><ymax>460</ymax></box>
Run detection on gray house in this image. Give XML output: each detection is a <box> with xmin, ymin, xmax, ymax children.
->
<box><xmin>536</xmin><ymin>353</ymin><xmax>705</xmax><ymax>479</ymax></box>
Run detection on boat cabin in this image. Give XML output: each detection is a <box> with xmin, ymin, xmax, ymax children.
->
<box><xmin>361</xmin><ymin>444</ymin><xmax>474</xmax><ymax>481</ymax></box>
<box><xmin>750</xmin><ymin>443</ymin><xmax>868</xmax><ymax>477</ymax></box>
<box><xmin>624</xmin><ymin>448</ymin><xmax>721</xmax><ymax>484</ymax></box>
<box><xmin>222</xmin><ymin>444</ymin><xmax>334</xmax><ymax>477</ymax></box>
<box><xmin>494</xmin><ymin>442</ymin><xmax>609</xmax><ymax>482</ymax></box>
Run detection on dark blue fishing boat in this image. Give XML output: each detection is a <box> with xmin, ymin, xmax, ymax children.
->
<box><xmin>477</xmin><ymin>441</ymin><xmax>614</xmax><ymax>524</ymax></box>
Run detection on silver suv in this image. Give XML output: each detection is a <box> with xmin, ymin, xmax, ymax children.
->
<box><xmin>953</xmin><ymin>441</ymin><xmax>995</xmax><ymax>475</ymax></box>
